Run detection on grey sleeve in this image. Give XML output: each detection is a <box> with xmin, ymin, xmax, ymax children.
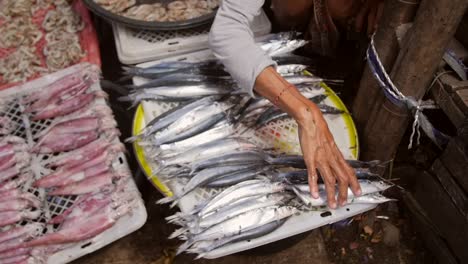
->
<box><xmin>208</xmin><ymin>0</ymin><xmax>276</xmax><ymax>97</ymax></box>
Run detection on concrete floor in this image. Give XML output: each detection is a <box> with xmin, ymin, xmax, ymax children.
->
<box><xmin>72</xmin><ymin>176</ymin><xmax>330</xmax><ymax>264</ymax></box>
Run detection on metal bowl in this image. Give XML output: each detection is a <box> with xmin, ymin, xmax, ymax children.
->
<box><xmin>83</xmin><ymin>0</ymin><xmax>217</xmax><ymax>31</ymax></box>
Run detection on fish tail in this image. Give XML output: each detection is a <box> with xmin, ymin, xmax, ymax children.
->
<box><xmin>124</xmin><ymin>135</ymin><xmax>140</xmax><ymax>143</ymax></box>
<box><xmin>156</xmin><ymin>195</ymin><xmax>177</xmax><ymax>205</ymax></box>
<box><xmin>169</xmin><ymin>227</ymin><xmax>189</xmax><ymax>239</ymax></box>
<box><xmin>165</xmin><ymin>212</ymin><xmax>192</xmax><ymax>224</ymax></box>
<box><xmin>176</xmin><ymin>239</ymin><xmax>195</xmax><ymax>255</ymax></box>
<box><xmin>117</xmin><ymin>94</ymin><xmax>135</xmax><ymax>102</ymax></box>
<box><xmin>100</xmin><ymin>80</ymin><xmax>129</xmax><ymax>96</ymax></box>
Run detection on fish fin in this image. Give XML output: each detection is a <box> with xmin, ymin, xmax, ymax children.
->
<box><xmin>176</xmin><ymin>239</ymin><xmax>195</xmax><ymax>255</ymax></box>
<box><xmin>169</xmin><ymin>227</ymin><xmax>189</xmax><ymax>239</ymax></box>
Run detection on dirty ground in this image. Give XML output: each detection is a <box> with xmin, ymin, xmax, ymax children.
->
<box><xmin>72</xmin><ymin>18</ymin><xmax>433</xmax><ymax>264</ymax></box>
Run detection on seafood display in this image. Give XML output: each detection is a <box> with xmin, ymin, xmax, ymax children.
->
<box><xmin>94</xmin><ymin>0</ymin><xmax>220</xmax><ymax>22</ymax></box>
<box><xmin>0</xmin><ymin>0</ymin><xmax>96</xmax><ymax>88</ymax></box>
<box><xmin>0</xmin><ymin>64</ymin><xmax>144</xmax><ymax>263</ymax></box>
<box><xmin>122</xmin><ymin>33</ymin><xmax>395</xmax><ymax>258</ymax></box>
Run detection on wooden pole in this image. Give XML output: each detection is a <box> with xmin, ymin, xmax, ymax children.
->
<box><xmin>359</xmin><ymin>0</ymin><xmax>468</xmax><ymax>161</ymax></box>
<box><xmin>352</xmin><ymin>0</ymin><xmax>419</xmax><ymax>133</ymax></box>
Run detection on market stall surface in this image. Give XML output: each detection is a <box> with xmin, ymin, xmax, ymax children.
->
<box><xmin>70</xmin><ymin>18</ymin><xmax>430</xmax><ymax>264</ymax></box>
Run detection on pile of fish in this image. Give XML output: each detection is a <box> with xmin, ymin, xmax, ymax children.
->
<box><xmin>0</xmin><ymin>64</ymin><xmax>141</xmax><ymax>263</ymax></box>
<box><xmin>0</xmin><ymin>0</ymin><xmax>86</xmax><ymax>84</ymax></box>
<box><xmin>121</xmin><ymin>33</ymin><xmax>394</xmax><ymax>258</ymax></box>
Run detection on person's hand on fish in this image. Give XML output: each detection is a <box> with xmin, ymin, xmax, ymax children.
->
<box><xmin>254</xmin><ymin>67</ymin><xmax>362</xmax><ymax>209</ymax></box>
<box><xmin>209</xmin><ymin>0</ymin><xmax>369</xmax><ymax>208</ymax></box>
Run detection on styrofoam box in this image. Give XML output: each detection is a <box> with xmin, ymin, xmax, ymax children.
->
<box><xmin>113</xmin><ymin>10</ymin><xmax>272</xmax><ymax>64</ymax></box>
<box><xmin>132</xmin><ymin>51</ymin><xmax>376</xmax><ymax>259</ymax></box>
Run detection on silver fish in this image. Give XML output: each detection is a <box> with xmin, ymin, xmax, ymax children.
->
<box><xmin>261</xmin><ymin>40</ymin><xmax>308</xmax><ymax>57</ymax></box>
<box><xmin>119</xmin><ymin>85</ymin><xmax>233</xmax><ymax>103</ymax></box>
<box><xmin>156</xmin><ymin>120</ymin><xmax>234</xmax><ymax>158</ymax></box>
<box><xmin>188</xmin><ymin>219</ymin><xmax>286</xmax><ymax>258</ymax></box>
<box><xmin>157</xmin><ymin>138</ymin><xmax>261</xmax><ymax>172</ymax></box>
<box><xmin>176</xmin><ymin>205</ymin><xmax>297</xmax><ymax>255</ymax></box>
<box><xmin>205</xmin><ymin>166</ymin><xmax>269</xmax><ymax>188</ymax></box>
<box><xmin>293</xmin><ymin>180</ymin><xmax>392</xmax><ymax>207</ymax></box>
<box><xmin>129</xmin><ymin>96</ymin><xmax>216</xmax><ymax>142</ymax></box>
<box><xmin>152</xmin><ymin>102</ymin><xmax>231</xmax><ymax>146</ymax></box>
<box><xmin>194</xmin><ymin>180</ymin><xmax>286</xmax><ymax>217</ymax></box>
<box><xmin>191</xmin><ymin>193</ymin><xmax>292</xmax><ymax>234</ymax></box>
<box><xmin>189</xmin><ymin>151</ymin><xmax>267</xmax><ymax>174</ymax></box>
<box><xmin>157</xmin><ymin>165</ymin><xmax>259</xmax><ymax>205</ymax></box>
<box><xmin>276</xmin><ymin>64</ymin><xmax>308</xmax><ymax>75</ymax></box>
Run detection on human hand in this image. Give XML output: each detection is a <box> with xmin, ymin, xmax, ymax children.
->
<box><xmin>295</xmin><ymin>100</ymin><xmax>362</xmax><ymax>208</ymax></box>
<box><xmin>254</xmin><ymin>67</ymin><xmax>362</xmax><ymax>208</ymax></box>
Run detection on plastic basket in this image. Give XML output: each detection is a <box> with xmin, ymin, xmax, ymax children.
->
<box><xmin>0</xmin><ymin>63</ymin><xmax>147</xmax><ymax>264</ymax></box>
<box><xmin>113</xmin><ymin>9</ymin><xmax>272</xmax><ymax>64</ymax></box>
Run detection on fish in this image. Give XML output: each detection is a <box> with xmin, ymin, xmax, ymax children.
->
<box><xmin>266</xmin><ymin>154</ymin><xmax>388</xmax><ymax>169</ymax></box>
<box><xmin>151</xmin><ymin>102</ymin><xmax>231</xmax><ymax>146</ymax></box>
<box><xmin>272</xmin><ymin>54</ymin><xmax>316</xmax><ymax>66</ymax></box>
<box><xmin>271</xmin><ymin>168</ymin><xmax>380</xmax><ymax>184</ymax></box>
<box><xmin>205</xmin><ymin>166</ymin><xmax>270</xmax><ymax>188</ymax></box>
<box><xmin>158</xmin><ymin>165</ymin><xmax>260</xmax><ymax>206</ymax></box>
<box><xmin>189</xmin><ymin>219</ymin><xmax>286</xmax><ymax>258</ymax></box>
<box><xmin>176</xmin><ymin>206</ymin><xmax>297</xmax><ymax>255</ymax></box>
<box><xmin>292</xmin><ymin>180</ymin><xmax>393</xmax><ymax>207</ymax></box>
<box><xmin>129</xmin><ymin>96</ymin><xmax>217</xmax><ymax>142</ymax></box>
<box><xmin>261</xmin><ymin>39</ymin><xmax>308</xmax><ymax>57</ymax></box>
<box><xmin>156</xmin><ymin>138</ymin><xmax>261</xmax><ymax>172</ymax></box>
<box><xmin>118</xmin><ymin>85</ymin><xmax>234</xmax><ymax>104</ymax></box>
<box><xmin>276</xmin><ymin>64</ymin><xmax>308</xmax><ymax>75</ymax></box>
<box><xmin>182</xmin><ymin>193</ymin><xmax>293</xmax><ymax>235</ymax></box>
<box><xmin>188</xmin><ymin>151</ymin><xmax>268</xmax><ymax>175</ymax></box>
<box><xmin>193</xmin><ymin>180</ymin><xmax>286</xmax><ymax>217</ymax></box>
<box><xmin>155</xmin><ymin>120</ymin><xmax>234</xmax><ymax>158</ymax></box>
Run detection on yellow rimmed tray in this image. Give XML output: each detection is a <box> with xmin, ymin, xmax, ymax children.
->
<box><xmin>132</xmin><ymin>81</ymin><xmax>359</xmax><ymax>198</ymax></box>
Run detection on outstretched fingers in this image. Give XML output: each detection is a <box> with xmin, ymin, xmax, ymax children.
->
<box><xmin>305</xmin><ymin>157</ymin><xmax>319</xmax><ymax>199</ymax></box>
<box><xmin>318</xmin><ymin>163</ymin><xmax>337</xmax><ymax>209</ymax></box>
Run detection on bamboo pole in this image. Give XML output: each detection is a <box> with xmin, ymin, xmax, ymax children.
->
<box><xmin>359</xmin><ymin>0</ymin><xmax>468</xmax><ymax>161</ymax></box>
<box><xmin>352</xmin><ymin>0</ymin><xmax>419</xmax><ymax>132</ymax></box>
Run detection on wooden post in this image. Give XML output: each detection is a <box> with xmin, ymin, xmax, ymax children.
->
<box><xmin>358</xmin><ymin>0</ymin><xmax>468</xmax><ymax>161</ymax></box>
<box><xmin>352</xmin><ymin>0</ymin><xmax>419</xmax><ymax>133</ymax></box>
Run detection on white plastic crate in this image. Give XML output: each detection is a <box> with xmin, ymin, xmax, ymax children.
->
<box><xmin>131</xmin><ymin>53</ymin><xmax>378</xmax><ymax>259</ymax></box>
<box><xmin>113</xmin><ymin>10</ymin><xmax>272</xmax><ymax>64</ymax></box>
<box><xmin>0</xmin><ymin>63</ymin><xmax>147</xmax><ymax>264</ymax></box>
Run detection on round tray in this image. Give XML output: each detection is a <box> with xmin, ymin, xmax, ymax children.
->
<box><xmin>132</xmin><ymin>82</ymin><xmax>360</xmax><ymax>197</ymax></box>
<box><xmin>83</xmin><ymin>0</ymin><xmax>216</xmax><ymax>31</ymax></box>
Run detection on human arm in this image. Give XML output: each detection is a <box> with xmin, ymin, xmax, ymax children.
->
<box><xmin>209</xmin><ymin>0</ymin><xmax>362</xmax><ymax>208</ymax></box>
<box><xmin>254</xmin><ymin>67</ymin><xmax>361</xmax><ymax>208</ymax></box>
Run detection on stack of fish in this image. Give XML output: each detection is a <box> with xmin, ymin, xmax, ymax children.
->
<box><xmin>0</xmin><ymin>65</ymin><xmax>140</xmax><ymax>263</ymax></box>
<box><xmin>121</xmin><ymin>33</ymin><xmax>394</xmax><ymax>257</ymax></box>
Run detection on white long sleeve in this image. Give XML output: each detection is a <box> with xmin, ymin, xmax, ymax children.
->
<box><xmin>208</xmin><ymin>0</ymin><xmax>276</xmax><ymax>97</ymax></box>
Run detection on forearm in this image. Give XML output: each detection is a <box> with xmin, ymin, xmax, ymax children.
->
<box><xmin>254</xmin><ymin>67</ymin><xmax>321</xmax><ymax>127</ymax></box>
